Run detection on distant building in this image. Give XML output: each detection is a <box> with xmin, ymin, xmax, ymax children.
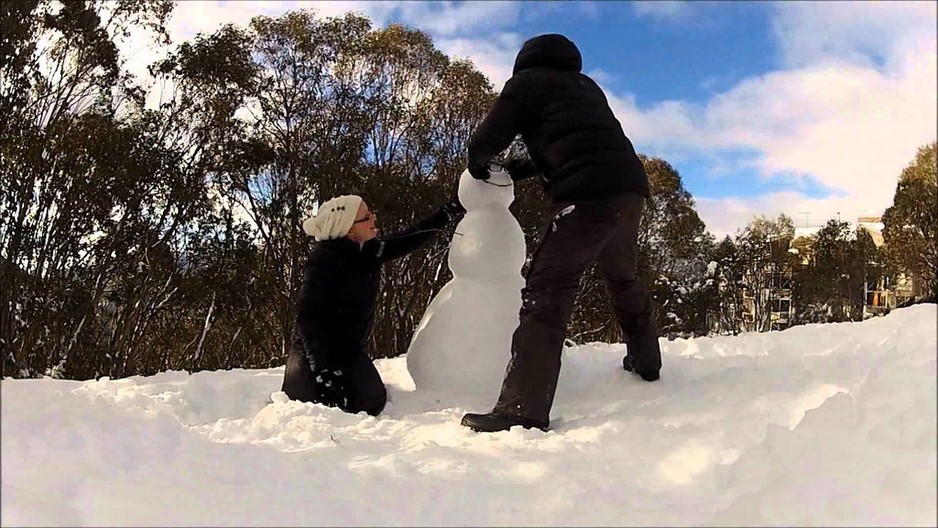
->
<box><xmin>788</xmin><ymin>216</ymin><xmax>917</xmax><ymax>320</ymax></box>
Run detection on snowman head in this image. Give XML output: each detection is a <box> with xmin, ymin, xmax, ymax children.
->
<box><xmin>457</xmin><ymin>168</ymin><xmax>514</xmax><ymax>211</ymax></box>
<box><xmin>449</xmin><ymin>168</ymin><xmax>525</xmax><ymax>279</ymax></box>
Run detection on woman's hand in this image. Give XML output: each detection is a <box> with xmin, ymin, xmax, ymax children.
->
<box><xmin>313</xmin><ymin>368</ymin><xmax>349</xmax><ymax>408</ymax></box>
<box><xmin>440</xmin><ymin>195</ymin><xmax>466</xmax><ymax>222</ymax></box>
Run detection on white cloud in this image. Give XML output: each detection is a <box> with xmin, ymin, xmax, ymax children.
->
<box><xmin>117</xmin><ymin>1</ymin><xmax>392</xmax><ymax>108</ymax></box>
<box><xmin>112</xmin><ymin>1</ymin><xmax>936</xmax><ymax>238</ymax></box>
<box><xmin>160</xmin><ymin>1</ymin><xmax>522</xmax><ymax>44</ymax></box>
<box><xmin>118</xmin><ymin>1</ymin><xmax>523</xmax><ymax>101</ymax></box>
<box><xmin>111</xmin><ymin>0</ymin><xmax>523</xmax><ymax>112</ymax></box>
<box><xmin>393</xmin><ymin>2</ymin><xmax>523</xmax><ymax>87</ymax></box>
<box><xmin>162</xmin><ymin>1</ymin><xmax>398</xmax><ymax>43</ymax></box>
<box><xmin>605</xmin><ymin>1</ymin><xmax>937</xmax><ymax>236</ymax></box>
<box><xmin>527</xmin><ymin>1</ymin><xmax>600</xmax><ymax>21</ymax></box>
<box><xmin>394</xmin><ymin>1</ymin><xmax>522</xmax><ymax>36</ymax></box>
<box><xmin>770</xmin><ymin>1</ymin><xmax>937</xmax><ymax>69</ymax></box>
<box><xmin>631</xmin><ymin>1</ymin><xmax>697</xmax><ymax>22</ymax></box>
<box><xmin>585</xmin><ymin>68</ymin><xmax>616</xmax><ymax>87</ymax></box>
<box><xmin>435</xmin><ymin>33</ymin><xmax>522</xmax><ymax>90</ymax></box>
<box><xmin>696</xmin><ymin>192</ymin><xmax>887</xmax><ymax>240</ymax></box>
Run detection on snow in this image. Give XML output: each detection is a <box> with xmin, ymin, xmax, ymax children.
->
<box><xmin>550</xmin><ymin>204</ymin><xmax>576</xmax><ymax>232</ymax></box>
<box><xmin>793</xmin><ymin>226</ymin><xmax>823</xmax><ymax>240</ymax></box>
<box><xmin>3</xmin><ymin>305</ymin><xmax>936</xmax><ymax>526</ymax></box>
<box><xmin>406</xmin><ymin>169</ymin><xmax>525</xmax><ymax>399</ymax></box>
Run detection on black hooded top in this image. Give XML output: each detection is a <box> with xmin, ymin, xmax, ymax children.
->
<box><xmin>468</xmin><ymin>34</ymin><xmax>649</xmax><ymax>201</ymax></box>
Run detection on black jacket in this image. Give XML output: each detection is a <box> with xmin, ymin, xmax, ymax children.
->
<box><xmin>468</xmin><ymin>34</ymin><xmax>649</xmax><ymax>202</ymax></box>
<box><xmin>290</xmin><ymin>207</ymin><xmax>456</xmax><ymax>373</ymax></box>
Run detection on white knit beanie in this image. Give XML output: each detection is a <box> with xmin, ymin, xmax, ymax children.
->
<box><xmin>302</xmin><ymin>195</ymin><xmax>363</xmax><ymax>241</ymax></box>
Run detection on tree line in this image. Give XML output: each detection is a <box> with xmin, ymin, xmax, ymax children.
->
<box><xmin>2</xmin><ymin>2</ymin><xmax>935</xmax><ymax>380</ymax></box>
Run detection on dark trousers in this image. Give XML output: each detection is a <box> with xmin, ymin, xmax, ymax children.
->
<box><xmin>494</xmin><ymin>193</ymin><xmax>661</xmax><ymax>423</ymax></box>
<box><xmin>281</xmin><ymin>349</ymin><xmax>387</xmax><ymax>416</ymax></box>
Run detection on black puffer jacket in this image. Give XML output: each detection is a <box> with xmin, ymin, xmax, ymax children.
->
<box><xmin>288</xmin><ymin>208</ymin><xmax>456</xmax><ymax>374</ymax></box>
<box><xmin>468</xmin><ymin>34</ymin><xmax>649</xmax><ymax>201</ymax></box>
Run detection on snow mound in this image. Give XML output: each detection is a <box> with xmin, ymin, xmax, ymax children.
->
<box><xmin>3</xmin><ymin>305</ymin><xmax>935</xmax><ymax>526</ymax></box>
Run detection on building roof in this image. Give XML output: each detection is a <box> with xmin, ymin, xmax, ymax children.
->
<box><xmin>793</xmin><ymin>226</ymin><xmax>822</xmax><ymax>240</ymax></box>
<box><xmin>790</xmin><ymin>217</ymin><xmax>885</xmax><ymax>247</ymax></box>
<box><xmin>857</xmin><ymin>223</ymin><xmax>885</xmax><ymax>247</ymax></box>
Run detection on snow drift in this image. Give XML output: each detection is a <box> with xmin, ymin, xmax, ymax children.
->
<box><xmin>2</xmin><ymin>305</ymin><xmax>935</xmax><ymax>526</ymax></box>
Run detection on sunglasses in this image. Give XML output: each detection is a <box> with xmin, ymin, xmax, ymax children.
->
<box><xmin>353</xmin><ymin>211</ymin><xmax>376</xmax><ymax>223</ymax></box>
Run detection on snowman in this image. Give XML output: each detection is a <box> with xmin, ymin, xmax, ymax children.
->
<box><xmin>406</xmin><ymin>167</ymin><xmax>526</xmax><ymax>399</ymax></box>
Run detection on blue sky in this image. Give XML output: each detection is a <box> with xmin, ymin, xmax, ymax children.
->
<box><xmin>127</xmin><ymin>1</ymin><xmax>937</xmax><ymax>236</ymax></box>
<box><xmin>526</xmin><ymin>2</ymin><xmax>779</xmax><ymax>104</ymax></box>
<box><xmin>519</xmin><ymin>2</ymin><xmax>796</xmax><ymax>201</ymax></box>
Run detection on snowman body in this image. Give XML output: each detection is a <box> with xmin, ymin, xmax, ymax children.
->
<box><xmin>406</xmin><ymin>169</ymin><xmax>526</xmax><ymax>398</ymax></box>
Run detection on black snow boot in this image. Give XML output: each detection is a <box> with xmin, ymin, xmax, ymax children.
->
<box><xmin>461</xmin><ymin>411</ymin><xmax>549</xmax><ymax>433</ymax></box>
<box><xmin>621</xmin><ymin>301</ymin><xmax>662</xmax><ymax>382</ymax></box>
<box><xmin>622</xmin><ymin>351</ymin><xmax>660</xmax><ymax>381</ymax></box>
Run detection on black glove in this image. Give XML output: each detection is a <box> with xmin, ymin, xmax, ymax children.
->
<box><xmin>312</xmin><ymin>368</ymin><xmax>349</xmax><ymax>409</ymax></box>
<box><xmin>504</xmin><ymin>158</ymin><xmax>539</xmax><ymax>181</ymax></box>
<box><xmin>468</xmin><ymin>161</ymin><xmax>491</xmax><ymax>180</ymax></box>
<box><xmin>440</xmin><ymin>195</ymin><xmax>466</xmax><ymax>222</ymax></box>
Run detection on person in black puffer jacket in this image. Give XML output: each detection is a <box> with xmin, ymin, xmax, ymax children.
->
<box><xmin>461</xmin><ymin>34</ymin><xmax>662</xmax><ymax>434</ymax></box>
<box><xmin>281</xmin><ymin>194</ymin><xmax>465</xmax><ymax>416</ymax></box>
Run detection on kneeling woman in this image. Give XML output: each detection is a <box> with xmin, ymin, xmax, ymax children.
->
<box><xmin>281</xmin><ymin>194</ymin><xmax>464</xmax><ymax>415</ymax></box>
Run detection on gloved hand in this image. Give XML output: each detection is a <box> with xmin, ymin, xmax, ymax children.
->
<box><xmin>440</xmin><ymin>194</ymin><xmax>466</xmax><ymax>222</ymax></box>
<box><xmin>504</xmin><ymin>158</ymin><xmax>539</xmax><ymax>181</ymax></box>
<box><xmin>468</xmin><ymin>160</ymin><xmax>491</xmax><ymax>180</ymax></box>
<box><xmin>312</xmin><ymin>368</ymin><xmax>349</xmax><ymax>408</ymax></box>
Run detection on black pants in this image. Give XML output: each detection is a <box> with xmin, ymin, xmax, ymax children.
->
<box><xmin>493</xmin><ymin>193</ymin><xmax>661</xmax><ymax>423</ymax></box>
<box><xmin>281</xmin><ymin>349</ymin><xmax>387</xmax><ymax>416</ymax></box>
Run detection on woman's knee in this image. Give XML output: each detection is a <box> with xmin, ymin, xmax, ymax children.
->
<box><xmin>353</xmin><ymin>384</ymin><xmax>387</xmax><ymax>416</ymax></box>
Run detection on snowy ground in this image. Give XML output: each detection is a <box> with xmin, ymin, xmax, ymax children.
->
<box><xmin>3</xmin><ymin>305</ymin><xmax>936</xmax><ymax>527</ymax></box>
